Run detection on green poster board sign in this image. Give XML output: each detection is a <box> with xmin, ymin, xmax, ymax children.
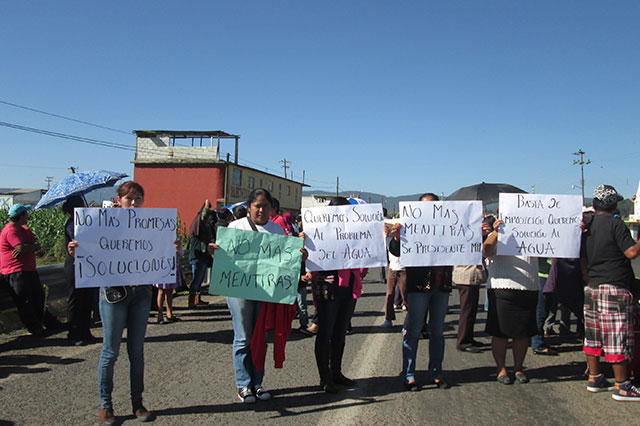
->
<box><xmin>209</xmin><ymin>227</ymin><xmax>303</xmax><ymax>304</ymax></box>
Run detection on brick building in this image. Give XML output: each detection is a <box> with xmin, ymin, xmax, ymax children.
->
<box><xmin>132</xmin><ymin>130</ymin><xmax>305</xmax><ymax>225</ymax></box>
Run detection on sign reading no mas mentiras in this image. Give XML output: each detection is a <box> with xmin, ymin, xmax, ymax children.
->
<box><xmin>498</xmin><ymin>193</ymin><xmax>582</xmax><ymax>258</ymax></box>
<box><xmin>302</xmin><ymin>204</ymin><xmax>387</xmax><ymax>271</ymax></box>
<box><xmin>74</xmin><ymin>208</ymin><xmax>177</xmax><ymax>288</ymax></box>
<box><xmin>399</xmin><ymin>201</ymin><xmax>483</xmax><ymax>267</ymax></box>
<box><xmin>209</xmin><ymin>227</ymin><xmax>303</xmax><ymax>304</ymax></box>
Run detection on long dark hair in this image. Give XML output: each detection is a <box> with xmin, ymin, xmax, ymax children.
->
<box><xmin>247</xmin><ymin>188</ymin><xmax>274</xmax><ymax>207</ymax></box>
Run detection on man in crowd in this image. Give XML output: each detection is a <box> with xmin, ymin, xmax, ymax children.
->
<box><xmin>581</xmin><ymin>185</ymin><xmax>640</xmax><ymax>401</ymax></box>
<box><xmin>1</xmin><ymin>204</ymin><xmax>62</xmax><ymax>336</ymax></box>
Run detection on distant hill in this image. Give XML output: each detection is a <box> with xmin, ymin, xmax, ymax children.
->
<box><xmin>302</xmin><ymin>190</ymin><xmax>423</xmax><ymax>213</ymax></box>
<box><xmin>303</xmin><ymin>192</ymin><xmax>603</xmax><ymax>216</ymax></box>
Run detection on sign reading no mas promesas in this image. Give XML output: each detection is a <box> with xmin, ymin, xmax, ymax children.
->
<box><xmin>399</xmin><ymin>201</ymin><xmax>483</xmax><ymax>267</ymax></box>
<box><xmin>209</xmin><ymin>227</ymin><xmax>303</xmax><ymax>304</ymax></box>
<box><xmin>498</xmin><ymin>193</ymin><xmax>582</xmax><ymax>258</ymax></box>
<box><xmin>302</xmin><ymin>203</ymin><xmax>387</xmax><ymax>271</ymax></box>
<box><xmin>74</xmin><ymin>208</ymin><xmax>177</xmax><ymax>288</ymax></box>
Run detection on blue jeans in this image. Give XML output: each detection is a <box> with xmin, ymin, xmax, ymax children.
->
<box><xmin>227</xmin><ymin>297</ymin><xmax>264</xmax><ymax>388</ymax></box>
<box><xmin>531</xmin><ymin>277</ymin><xmax>548</xmax><ymax>351</ymax></box>
<box><xmin>190</xmin><ymin>259</ymin><xmax>208</xmax><ymax>294</ymax></box>
<box><xmin>296</xmin><ymin>285</ymin><xmax>309</xmax><ymax>328</ymax></box>
<box><xmin>98</xmin><ymin>286</ymin><xmax>152</xmax><ymax>409</ymax></box>
<box><xmin>402</xmin><ymin>291</ymin><xmax>449</xmax><ymax>382</ymax></box>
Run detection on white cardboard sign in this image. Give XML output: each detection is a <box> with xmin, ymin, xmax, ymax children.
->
<box><xmin>302</xmin><ymin>204</ymin><xmax>387</xmax><ymax>271</ymax></box>
<box><xmin>399</xmin><ymin>201</ymin><xmax>483</xmax><ymax>267</ymax></box>
<box><xmin>74</xmin><ymin>208</ymin><xmax>177</xmax><ymax>287</ymax></box>
<box><xmin>497</xmin><ymin>193</ymin><xmax>582</xmax><ymax>258</ymax></box>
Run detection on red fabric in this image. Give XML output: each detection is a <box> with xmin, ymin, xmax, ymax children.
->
<box><xmin>337</xmin><ymin>269</ymin><xmax>368</xmax><ymax>299</ymax></box>
<box><xmin>270</xmin><ymin>216</ymin><xmax>289</xmax><ymax>235</ymax></box>
<box><xmin>0</xmin><ymin>223</ymin><xmax>37</xmax><ymax>274</ymax></box>
<box><xmin>251</xmin><ymin>302</ymin><xmax>297</xmax><ymax>372</ymax></box>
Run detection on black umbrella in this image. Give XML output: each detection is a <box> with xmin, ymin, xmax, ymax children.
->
<box><xmin>446</xmin><ymin>182</ymin><xmax>527</xmax><ymax>205</ymax></box>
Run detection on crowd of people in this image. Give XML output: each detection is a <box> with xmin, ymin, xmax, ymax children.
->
<box><xmin>1</xmin><ymin>182</ymin><xmax>640</xmax><ymax>424</ymax></box>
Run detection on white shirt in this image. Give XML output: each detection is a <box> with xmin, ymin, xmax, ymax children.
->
<box><xmin>228</xmin><ymin>217</ymin><xmax>286</xmax><ymax>235</ymax></box>
<box><xmin>487</xmin><ymin>255</ymin><xmax>538</xmax><ymax>291</ymax></box>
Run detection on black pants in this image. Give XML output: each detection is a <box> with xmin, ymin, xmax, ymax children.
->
<box><xmin>5</xmin><ymin>271</ymin><xmax>53</xmax><ymax>333</ymax></box>
<box><xmin>65</xmin><ymin>256</ymin><xmax>96</xmax><ymax>340</ymax></box>
<box><xmin>315</xmin><ymin>285</ymin><xmax>357</xmax><ymax>347</ymax></box>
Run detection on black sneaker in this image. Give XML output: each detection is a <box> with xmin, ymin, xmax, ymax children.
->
<box><xmin>237</xmin><ymin>387</ymin><xmax>256</xmax><ymax>403</ymax></box>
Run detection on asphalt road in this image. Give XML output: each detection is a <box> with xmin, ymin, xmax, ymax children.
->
<box><xmin>1</xmin><ymin>270</ymin><xmax>639</xmax><ymax>425</ymax></box>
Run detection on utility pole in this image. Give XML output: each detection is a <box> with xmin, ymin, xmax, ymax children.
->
<box><xmin>45</xmin><ymin>176</ymin><xmax>53</xmax><ymax>189</ymax></box>
<box><xmin>280</xmin><ymin>158</ymin><xmax>291</xmax><ymax>179</ymax></box>
<box><xmin>572</xmin><ymin>149</ymin><xmax>591</xmax><ymax>204</ymax></box>
<box><xmin>302</xmin><ymin>170</ymin><xmax>306</xmax><ymax>185</ymax></box>
<box><xmin>336</xmin><ymin>177</ymin><xmax>339</xmax><ymax>197</ymax></box>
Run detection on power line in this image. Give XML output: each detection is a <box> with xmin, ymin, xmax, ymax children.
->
<box><xmin>0</xmin><ymin>121</ymin><xmax>135</xmax><ymax>151</ymax></box>
<box><xmin>0</xmin><ymin>163</ymin><xmax>68</xmax><ymax>170</ymax></box>
<box><xmin>0</xmin><ymin>99</ymin><xmax>131</xmax><ymax>135</ymax></box>
<box><xmin>1</xmin><ymin>119</ymin><xmax>338</xmax><ymax>187</ymax></box>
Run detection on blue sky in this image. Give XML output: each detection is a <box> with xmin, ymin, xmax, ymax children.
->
<box><xmin>1</xmin><ymin>1</ymin><xmax>639</xmax><ymax>198</ymax></box>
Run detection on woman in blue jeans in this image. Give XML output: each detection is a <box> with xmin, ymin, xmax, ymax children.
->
<box><xmin>389</xmin><ymin>193</ymin><xmax>453</xmax><ymax>391</ymax></box>
<box><xmin>213</xmin><ymin>188</ymin><xmax>306</xmax><ymax>403</ymax></box>
<box><xmin>69</xmin><ymin>181</ymin><xmax>175</xmax><ymax>424</ymax></box>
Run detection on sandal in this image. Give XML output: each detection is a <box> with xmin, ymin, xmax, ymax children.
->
<box><xmin>166</xmin><ymin>315</ymin><xmax>181</xmax><ymax>322</ymax></box>
<box><xmin>532</xmin><ymin>347</ymin><xmax>558</xmax><ymax>356</ymax></box>
<box><xmin>515</xmin><ymin>372</ymin><xmax>529</xmax><ymax>383</ymax></box>
<box><xmin>497</xmin><ymin>374</ymin><xmax>512</xmax><ymax>385</ymax></box>
<box><xmin>404</xmin><ymin>379</ymin><xmax>420</xmax><ymax>392</ymax></box>
<box><xmin>433</xmin><ymin>378</ymin><xmax>451</xmax><ymax>389</ymax></box>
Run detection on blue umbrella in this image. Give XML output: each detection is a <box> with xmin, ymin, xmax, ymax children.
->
<box><xmin>347</xmin><ymin>197</ymin><xmax>367</xmax><ymax>205</ymax></box>
<box><xmin>35</xmin><ymin>170</ymin><xmax>128</xmax><ymax>209</ymax></box>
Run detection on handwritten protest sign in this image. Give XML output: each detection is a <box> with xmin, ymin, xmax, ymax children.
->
<box><xmin>209</xmin><ymin>227</ymin><xmax>303</xmax><ymax>304</ymax></box>
<box><xmin>302</xmin><ymin>204</ymin><xmax>387</xmax><ymax>271</ymax></box>
<box><xmin>399</xmin><ymin>201</ymin><xmax>483</xmax><ymax>267</ymax></box>
<box><xmin>74</xmin><ymin>208</ymin><xmax>177</xmax><ymax>288</ymax></box>
<box><xmin>498</xmin><ymin>193</ymin><xmax>582</xmax><ymax>258</ymax></box>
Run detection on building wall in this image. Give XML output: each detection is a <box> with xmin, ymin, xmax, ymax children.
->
<box><xmin>133</xmin><ymin>164</ymin><xmax>226</xmax><ymax>230</ymax></box>
<box><xmin>226</xmin><ymin>164</ymin><xmax>302</xmax><ymax>213</ymax></box>
<box><xmin>136</xmin><ymin>136</ymin><xmax>219</xmax><ymax>162</ymax></box>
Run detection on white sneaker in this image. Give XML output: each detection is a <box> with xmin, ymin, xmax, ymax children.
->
<box><xmin>253</xmin><ymin>385</ymin><xmax>272</xmax><ymax>401</ymax></box>
<box><xmin>238</xmin><ymin>387</ymin><xmax>256</xmax><ymax>403</ymax></box>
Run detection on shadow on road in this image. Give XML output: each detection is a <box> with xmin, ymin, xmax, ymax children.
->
<box><xmin>0</xmin><ymin>353</ymin><xmax>84</xmax><ymax>380</ymax></box>
<box><xmin>152</xmin><ymin>377</ymin><xmax>404</xmax><ymax>420</ymax></box>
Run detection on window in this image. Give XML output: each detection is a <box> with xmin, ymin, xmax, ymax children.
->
<box><xmin>232</xmin><ymin>169</ymin><xmax>242</xmax><ymax>186</ymax></box>
<box><xmin>248</xmin><ymin>176</ymin><xmax>255</xmax><ymax>189</ymax></box>
<box><xmin>287</xmin><ymin>185</ymin><xmax>291</xmax><ymax>196</ymax></box>
<box><xmin>267</xmin><ymin>181</ymin><xmax>273</xmax><ymax>191</ymax></box>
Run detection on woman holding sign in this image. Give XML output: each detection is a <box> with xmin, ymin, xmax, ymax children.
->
<box><xmin>483</xmin><ymin>218</ymin><xmax>539</xmax><ymax>385</ymax></box>
<box><xmin>311</xmin><ymin>196</ymin><xmax>368</xmax><ymax>394</ymax></box>
<box><xmin>68</xmin><ymin>181</ymin><xmax>157</xmax><ymax>425</ymax></box>
<box><xmin>389</xmin><ymin>193</ymin><xmax>452</xmax><ymax>391</ymax></box>
<box><xmin>221</xmin><ymin>188</ymin><xmax>307</xmax><ymax>404</ymax></box>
